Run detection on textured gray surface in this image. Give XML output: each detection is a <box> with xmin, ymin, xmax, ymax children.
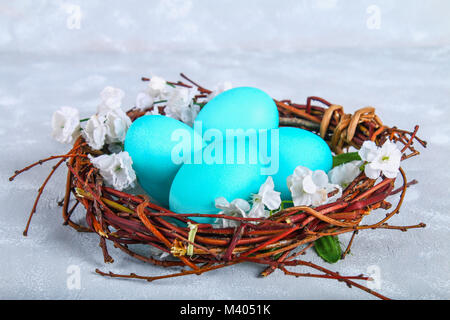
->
<box><xmin>1</xmin><ymin>1</ymin><xmax>449</xmax><ymax>300</ymax></box>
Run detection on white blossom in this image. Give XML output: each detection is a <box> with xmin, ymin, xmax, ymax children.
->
<box><xmin>148</xmin><ymin>76</ymin><xmax>169</xmax><ymax>98</ymax></box>
<box><xmin>287</xmin><ymin>166</ymin><xmax>342</xmax><ymax>207</ymax></box>
<box><xmin>164</xmin><ymin>87</ymin><xmax>199</xmax><ymax>126</ymax></box>
<box><xmin>215</xmin><ymin>197</ymin><xmax>251</xmax><ymax>228</ymax></box>
<box><xmin>104</xmin><ymin>109</ymin><xmax>132</xmax><ymax>144</ymax></box>
<box><xmin>51</xmin><ymin>106</ymin><xmax>81</xmax><ymax>144</ymax></box>
<box><xmin>83</xmin><ymin>114</ymin><xmax>107</xmax><ymax>150</ymax></box>
<box><xmin>98</xmin><ymin>86</ymin><xmax>125</xmax><ymax>113</ymax></box>
<box><xmin>145</xmin><ymin>106</ymin><xmax>160</xmax><ymax>115</ymax></box>
<box><xmin>135</xmin><ymin>92</ymin><xmax>154</xmax><ymax>109</ymax></box>
<box><xmin>358</xmin><ymin>140</ymin><xmax>402</xmax><ymax>179</ymax></box>
<box><xmin>206</xmin><ymin>81</ymin><xmax>233</xmax><ymax>101</ymax></box>
<box><xmin>86</xmin><ymin>86</ymin><xmax>132</xmax><ymax>147</ymax></box>
<box><xmin>89</xmin><ymin>151</ymin><xmax>136</xmax><ymax>191</ymax></box>
<box><xmin>248</xmin><ymin>176</ymin><xmax>281</xmax><ymax>219</ymax></box>
<box><xmin>328</xmin><ymin>160</ymin><xmax>362</xmax><ymax>187</ymax></box>
<box><xmin>179</xmin><ymin>103</ymin><xmax>200</xmax><ymax>126</ymax></box>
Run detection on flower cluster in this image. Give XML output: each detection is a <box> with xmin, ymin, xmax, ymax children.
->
<box><xmin>88</xmin><ymin>152</ymin><xmax>136</xmax><ymax>191</ymax></box>
<box><xmin>51</xmin><ymin>78</ymin><xmax>234</xmax><ymax>193</ymax></box>
<box><xmin>206</xmin><ymin>81</ymin><xmax>233</xmax><ymax>101</ymax></box>
<box><xmin>287</xmin><ymin>167</ymin><xmax>342</xmax><ymax>207</ymax></box>
<box><xmin>51</xmin><ymin>86</ymin><xmax>132</xmax><ymax>151</ymax></box>
<box><xmin>249</xmin><ymin>176</ymin><xmax>282</xmax><ymax>218</ymax></box>
<box><xmin>83</xmin><ymin>86</ymin><xmax>131</xmax><ymax>150</ymax></box>
<box><xmin>214</xmin><ymin>176</ymin><xmax>281</xmax><ymax>228</ymax></box>
<box><xmin>135</xmin><ymin>76</ymin><xmax>218</xmax><ymax>127</ymax></box>
<box><xmin>214</xmin><ymin>197</ymin><xmax>250</xmax><ymax>228</ymax></box>
<box><xmin>358</xmin><ymin>140</ymin><xmax>402</xmax><ymax>179</ymax></box>
<box><xmin>136</xmin><ymin>76</ymin><xmax>169</xmax><ymax>112</ymax></box>
<box><xmin>51</xmin><ymin>86</ymin><xmax>136</xmax><ymax>190</ymax></box>
<box><xmin>164</xmin><ymin>87</ymin><xmax>199</xmax><ymax>126</ymax></box>
<box><xmin>51</xmin><ymin>106</ymin><xmax>81</xmax><ymax>144</ymax></box>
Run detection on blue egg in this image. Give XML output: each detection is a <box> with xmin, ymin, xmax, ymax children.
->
<box><xmin>194</xmin><ymin>87</ymin><xmax>279</xmax><ymax>136</ymax></box>
<box><xmin>124</xmin><ymin>115</ymin><xmax>203</xmax><ymax>207</ymax></box>
<box><xmin>169</xmin><ymin>137</ymin><xmax>268</xmax><ymax>224</ymax></box>
<box><xmin>271</xmin><ymin>127</ymin><xmax>333</xmax><ymax>200</ymax></box>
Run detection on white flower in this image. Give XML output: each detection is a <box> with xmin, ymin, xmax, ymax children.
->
<box><xmin>287</xmin><ymin>166</ymin><xmax>342</xmax><ymax>207</ymax></box>
<box><xmin>87</xmin><ymin>86</ymin><xmax>132</xmax><ymax>146</ymax></box>
<box><xmin>179</xmin><ymin>103</ymin><xmax>200</xmax><ymax>126</ymax></box>
<box><xmin>89</xmin><ymin>151</ymin><xmax>136</xmax><ymax>191</ymax></box>
<box><xmin>328</xmin><ymin>160</ymin><xmax>362</xmax><ymax>187</ymax></box>
<box><xmin>215</xmin><ymin>197</ymin><xmax>251</xmax><ymax>228</ymax></box>
<box><xmin>104</xmin><ymin>109</ymin><xmax>132</xmax><ymax>144</ymax></box>
<box><xmin>145</xmin><ymin>106</ymin><xmax>160</xmax><ymax>115</ymax></box>
<box><xmin>83</xmin><ymin>114</ymin><xmax>107</xmax><ymax>150</ymax></box>
<box><xmin>164</xmin><ymin>87</ymin><xmax>199</xmax><ymax>126</ymax></box>
<box><xmin>148</xmin><ymin>76</ymin><xmax>169</xmax><ymax>98</ymax></box>
<box><xmin>248</xmin><ymin>176</ymin><xmax>281</xmax><ymax>219</ymax></box>
<box><xmin>358</xmin><ymin>140</ymin><xmax>402</xmax><ymax>179</ymax></box>
<box><xmin>135</xmin><ymin>92</ymin><xmax>154</xmax><ymax>109</ymax></box>
<box><xmin>358</xmin><ymin>140</ymin><xmax>379</xmax><ymax>162</ymax></box>
<box><xmin>98</xmin><ymin>86</ymin><xmax>125</xmax><ymax>112</ymax></box>
<box><xmin>206</xmin><ymin>81</ymin><xmax>233</xmax><ymax>101</ymax></box>
<box><xmin>51</xmin><ymin>106</ymin><xmax>81</xmax><ymax>144</ymax></box>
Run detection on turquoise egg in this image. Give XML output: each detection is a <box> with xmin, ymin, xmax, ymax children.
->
<box><xmin>169</xmin><ymin>137</ymin><xmax>268</xmax><ymax>224</ymax></box>
<box><xmin>124</xmin><ymin>115</ymin><xmax>203</xmax><ymax>207</ymax></box>
<box><xmin>194</xmin><ymin>87</ymin><xmax>279</xmax><ymax>136</ymax></box>
<box><xmin>271</xmin><ymin>127</ymin><xmax>333</xmax><ymax>200</ymax></box>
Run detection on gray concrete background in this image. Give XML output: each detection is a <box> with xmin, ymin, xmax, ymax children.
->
<box><xmin>0</xmin><ymin>1</ymin><xmax>449</xmax><ymax>299</ymax></box>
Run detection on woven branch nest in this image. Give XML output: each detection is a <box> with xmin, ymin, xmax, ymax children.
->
<box><xmin>14</xmin><ymin>75</ymin><xmax>427</xmax><ymax>299</ymax></box>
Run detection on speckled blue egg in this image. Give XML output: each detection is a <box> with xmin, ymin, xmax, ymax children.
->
<box><xmin>194</xmin><ymin>87</ymin><xmax>279</xmax><ymax>136</ymax></box>
<box><xmin>124</xmin><ymin>115</ymin><xmax>203</xmax><ymax>207</ymax></box>
<box><xmin>272</xmin><ymin>127</ymin><xmax>333</xmax><ymax>200</ymax></box>
<box><xmin>169</xmin><ymin>137</ymin><xmax>268</xmax><ymax>224</ymax></box>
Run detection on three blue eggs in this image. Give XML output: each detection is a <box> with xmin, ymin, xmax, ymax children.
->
<box><xmin>124</xmin><ymin>86</ymin><xmax>332</xmax><ymax>223</ymax></box>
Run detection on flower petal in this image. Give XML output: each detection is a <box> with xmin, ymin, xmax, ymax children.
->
<box><xmin>215</xmin><ymin>197</ymin><xmax>230</xmax><ymax>210</ymax></box>
<box><xmin>328</xmin><ymin>160</ymin><xmax>361</xmax><ymax>186</ymax></box>
<box><xmin>136</xmin><ymin>92</ymin><xmax>153</xmax><ymax>109</ymax></box>
<box><xmin>259</xmin><ymin>176</ymin><xmax>275</xmax><ymax>195</ymax></box>
<box><xmin>382</xmin><ymin>169</ymin><xmax>398</xmax><ymax>179</ymax></box>
<box><xmin>302</xmin><ymin>175</ymin><xmax>317</xmax><ymax>194</ymax></box>
<box><xmin>262</xmin><ymin>190</ymin><xmax>281</xmax><ymax>210</ymax></box>
<box><xmin>231</xmin><ymin>198</ymin><xmax>251</xmax><ymax>212</ymax></box>
<box><xmin>292</xmin><ymin>193</ymin><xmax>311</xmax><ymax>207</ymax></box>
<box><xmin>358</xmin><ymin>140</ymin><xmax>379</xmax><ymax>162</ymax></box>
<box><xmin>293</xmin><ymin>166</ymin><xmax>312</xmax><ymax>179</ymax></box>
<box><xmin>248</xmin><ymin>202</ymin><xmax>267</xmax><ymax>219</ymax></box>
<box><xmin>312</xmin><ymin>170</ymin><xmax>329</xmax><ymax>188</ymax></box>
<box><xmin>364</xmin><ymin>164</ymin><xmax>381</xmax><ymax>179</ymax></box>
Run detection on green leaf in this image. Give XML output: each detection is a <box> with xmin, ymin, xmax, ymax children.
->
<box><xmin>314</xmin><ymin>235</ymin><xmax>342</xmax><ymax>264</ymax></box>
<box><xmin>280</xmin><ymin>200</ymin><xmax>294</xmax><ymax>210</ymax></box>
<box><xmin>332</xmin><ymin>152</ymin><xmax>361</xmax><ymax>168</ymax></box>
